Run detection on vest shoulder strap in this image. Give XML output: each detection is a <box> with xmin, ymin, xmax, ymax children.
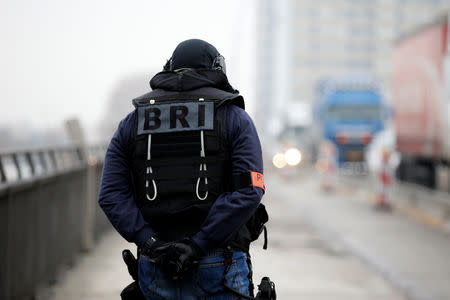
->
<box><xmin>132</xmin><ymin>87</ymin><xmax>245</xmax><ymax>110</ymax></box>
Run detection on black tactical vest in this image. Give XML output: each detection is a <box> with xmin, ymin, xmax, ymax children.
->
<box><xmin>130</xmin><ymin>87</ymin><xmax>249</xmax><ymax>247</ymax></box>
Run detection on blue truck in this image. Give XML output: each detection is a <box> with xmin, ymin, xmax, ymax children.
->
<box><xmin>313</xmin><ymin>74</ymin><xmax>388</xmax><ymax>167</ymax></box>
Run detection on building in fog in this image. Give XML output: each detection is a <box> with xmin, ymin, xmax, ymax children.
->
<box><xmin>256</xmin><ymin>0</ymin><xmax>450</xmax><ymax>140</ymax></box>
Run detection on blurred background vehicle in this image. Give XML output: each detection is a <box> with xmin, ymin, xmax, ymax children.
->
<box><xmin>278</xmin><ymin>102</ymin><xmax>314</xmax><ymax>164</ymax></box>
<box><xmin>392</xmin><ymin>12</ymin><xmax>450</xmax><ymax>191</ymax></box>
<box><xmin>311</xmin><ymin>74</ymin><xmax>390</xmax><ymax>170</ymax></box>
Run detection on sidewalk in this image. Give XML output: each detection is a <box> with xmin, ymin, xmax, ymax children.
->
<box><xmin>45</xmin><ymin>232</ymin><xmax>131</xmax><ymax>300</ymax></box>
<box><xmin>274</xmin><ymin>169</ymin><xmax>450</xmax><ymax>300</ymax></box>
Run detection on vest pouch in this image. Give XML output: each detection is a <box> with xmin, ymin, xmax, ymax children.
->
<box><xmin>246</xmin><ymin>203</ymin><xmax>268</xmax><ymax>242</ymax></box>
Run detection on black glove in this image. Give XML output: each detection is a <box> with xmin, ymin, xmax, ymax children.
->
<box><xmin>141</xmin><ymin>236</ymin><xmax>173</xmax><ymax>263</ymax></box>
<box><xmin>166</xmin><ymin>238</ymin><xmax>205</xmax><ymax>280</ymax></box>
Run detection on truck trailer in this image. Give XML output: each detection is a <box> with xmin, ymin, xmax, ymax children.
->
<box><xmin>393</xmin><ymin>13</ymin><xmax>450</xmax><ymax>190</ymax></box>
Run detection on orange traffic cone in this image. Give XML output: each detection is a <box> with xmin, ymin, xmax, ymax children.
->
<box><xmin>375</xmin><ymin>149</ymin><xmax>392</xmax><ymax>211</ymax></box>
<box><xmin>317</xmin><ymin>141</ymin><xmax>336</xmax><ymax>191</ymax></box>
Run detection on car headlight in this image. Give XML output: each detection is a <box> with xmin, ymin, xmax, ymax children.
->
<box><xmin>272</xmin><ymin>153</ymin><xmax>287</xmax><ymax>169</ymax></box>
<box><xmin>285</xmin><ymin>148</ymin><xmax>302</xmax><ymax>166</ymax></box>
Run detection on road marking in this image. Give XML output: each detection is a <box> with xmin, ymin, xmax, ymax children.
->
<box><xmin>366</xmin><ymin>192</ymin><xmax>447</xmax><ymax>229</ymax></box>
<box><xmin>395</xmin><ymin>203</ymin><xmax>447</xmax><ymax>229</ymax></box>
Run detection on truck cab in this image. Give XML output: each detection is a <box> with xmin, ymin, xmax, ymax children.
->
<box><xmin>314</xmin><ymin>75</ymin><xmax>388</xmax><ymax>167</ymax></box>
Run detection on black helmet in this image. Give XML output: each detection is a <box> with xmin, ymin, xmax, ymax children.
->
<box><xmin>163</xmin><ymin>39</ymin><xmax>226</xmax><ymax>74</ymax></box>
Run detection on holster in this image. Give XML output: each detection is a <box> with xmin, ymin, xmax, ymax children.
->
<box><xmin>121</xmin><ymin>249</ymin><xmax>146</xmax><ymax>300</ymax></box>
<box><xmin>121</xmin><ymin>281</ymin><xmax>146</xmax><ymax>300</ymax></box>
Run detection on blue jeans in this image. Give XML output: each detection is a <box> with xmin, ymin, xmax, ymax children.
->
<box><xmin>138</xmin><ymin>250</ymin><xmax>250</xmax><ymax>300</ymax></box>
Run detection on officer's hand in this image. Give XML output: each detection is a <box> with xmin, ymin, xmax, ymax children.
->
<box><xmin>141</xmin><ymin>237</ymin><xmax>173</xmax><ymax>262</ymax></box>
<box><xmin>167</xmin><ymin>238</ymin><xmax>204</xmax><ymax>280</ymax></box>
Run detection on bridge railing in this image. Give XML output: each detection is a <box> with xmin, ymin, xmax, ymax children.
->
<box><xmin>0</xmin><ymin>144</ymin><xmax>109</xmax><ymax>300</ymax></box>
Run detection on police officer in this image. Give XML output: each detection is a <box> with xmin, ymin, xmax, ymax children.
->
<box><xmin>99</xmin><ymin>39</ymin><xmax>265</xmax><ymax>299</ymax></box>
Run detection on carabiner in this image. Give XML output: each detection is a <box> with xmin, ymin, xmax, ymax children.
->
<box><xmin>146</xmin><ymin>178</ymin><xmax>157</xmax><ymax>201</ymax></box>
<box><xmin>196</xmin><ymin>175</ymin><xmax>208</xmax><ymax>200</ymax></box>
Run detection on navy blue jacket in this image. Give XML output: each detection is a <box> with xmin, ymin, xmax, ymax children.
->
<box><xmin>98</xmin><ymin>69</ymin><xmax>264</xmax><ymax>253</ymax></box>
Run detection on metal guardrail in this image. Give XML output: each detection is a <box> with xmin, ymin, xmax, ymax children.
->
<box><xmin>0</xmin><ymin>147</ymin><xmax>81</xmax><ymax>184</ymax></box>
<box><xmin>0</xmin><ymin>144</ymin><xmax>109</xmax><ymax>300</ymax></box>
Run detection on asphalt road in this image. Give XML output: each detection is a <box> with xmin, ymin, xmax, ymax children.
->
<box><xmin>43</xmin><ymin>169</ymin><xmax>408</xmax><ymax>300</ymax></box>
<box><xmin>269</xmin><ymin>167</ymin><xmax>450</xmax><ymax>300</ymax></box>
<box><xmin>251</xmin><ymin>171</ymin><xmax>404</xmax><ymax>300</ymax></box>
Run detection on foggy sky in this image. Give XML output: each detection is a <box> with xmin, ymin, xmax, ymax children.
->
<box><xmin>0</xmin><ymin>0</ymin><xmax>256</xmax><ymax>131</ymax></box>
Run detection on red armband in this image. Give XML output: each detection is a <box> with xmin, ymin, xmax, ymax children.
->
<box><xmin>231</xmin><ymin>171</ymin><xmax>266</xmax><ymax>192</ymax></box>
<box><xmin>250</xmin><ymin>171</ymin><xmax>265</xmax><ymax>191</ymax></box>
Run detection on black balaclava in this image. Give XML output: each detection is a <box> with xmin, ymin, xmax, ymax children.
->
<box><xmin>167</xmin><ymin>39</ymin><xmax>225</xmax><ymax>73</ymax></box>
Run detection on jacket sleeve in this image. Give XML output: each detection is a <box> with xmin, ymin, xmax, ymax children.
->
<box><xmin>192</xmin><ymin>105</ymin><xmax>264</xmax><ymax>252</ymax></box>
<box><xmin>98</xmin><ymin>112</ymin><xmax>156</xmax><ymax>247</ymax></box>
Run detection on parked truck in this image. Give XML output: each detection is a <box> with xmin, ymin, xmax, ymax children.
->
<box><xmin>393</xmin><ymin>13</ymin><xmax>450</xmax><ymax>190</ymax></box>
<box><xmin>313</xmin><ymin>74</ymin><xmax>388</xmax><ymax>169</ymax></box>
